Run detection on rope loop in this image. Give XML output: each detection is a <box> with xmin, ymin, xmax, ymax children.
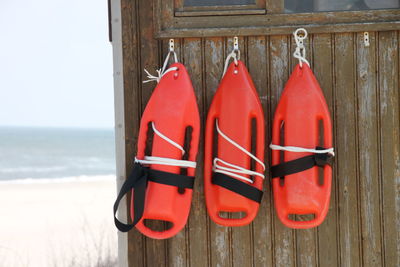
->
<box><xmin>135</xmin><ymin>122</ymin><xmax>196</xmax><ymax>169</ymax></box>
<box><xmin>222</xmin><ymin>50</ymin><xmax>239</xmax><ymax>78</ymax></box>
<box><xmin>213</xmin><ymin>119</ymin><xmax>265</xmax><ymax>184</ymax></box>
<box><xmin>143</xmin><ymin>44</ymin><xmax>178</xmax><ymax>84</ymax></box>
<box><xmin>270</xmin><ymin>143</ymin><xmax>335</xmax><ymax>157</ymax></box>
<box><xmin>222</xmin><ymin>37</ymin><xmax>241</xmax><ymax>78</ymax></box>
<box><xmin>293</xmin><ymin>28</ymin><xmax>310</xmax><ymax>68</ymax></box>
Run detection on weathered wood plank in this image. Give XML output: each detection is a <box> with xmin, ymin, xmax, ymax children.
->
<box><xmin>139</xmin><ymin>0</ymin><xmax>159</xmax><ymax>106</ymax></box>
<box><xmin>157</xmin><ymin>22</ymin><xmax>400</xmax><ymax>40</ymax></box>
<box><xmin>269</xmin><ymin>35</ymin><xmax>296</xmax><ymax>267</ymax></box>
<box><xmin>121</xmin><ymin>0</ymin><xmax>145</xmax><ymax>266</ymax></box>
<box><xmin>355</xmin><ymin>31</ymin><xmax>383</xmax><ymax>267</ymax></box>
<box><xmin>334</xmin><ymin>32</ymin><xmax>361</xmax><ymax>267</ymax></box>
<box><xmin>312</xmin><ymin>33</ymin><xmax>339</xmax><ymax>267</ymax></box>
<box><xmin>247</xmin><ymin>35</ymin><xmax>273</xmax><ymax>267</ymax></box>
<box><xmin>205</xmin><ymin>37</ymin><xmax>231</xmax><ymax>267</ymax></box>
<box><xmin>289</xmin><ymin>33</ymin><xmax>318</xmax><ymax>267</ymax></box>
<box><xmin>378</xmin><ymin>30</ymin><xmax>400</xmax><ymax>267</ymax></box>
<box><xmin>183</xmin><ymin>37</ymin><xmax>210</xmax><ymax>267</ymax></box>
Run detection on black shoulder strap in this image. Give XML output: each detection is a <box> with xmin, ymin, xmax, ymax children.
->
<box><xmin>113</xmin><ymin>163</ymin><xmax>195</xmax><ymax>232</ymax></box>
<box><xmin>212</xmin><ymin>172</ymin><xmax>263</xmax><ymax>203</ymax></box>
<box><xmin>271</xmin><ymin>147</ymin><xmax>333</xmax><ymax>178</ymax></box>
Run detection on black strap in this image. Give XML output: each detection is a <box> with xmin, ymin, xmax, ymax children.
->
<box><xmin>113</xmin><ymin>163</ymin><xmax>195</xmax><ymax>232</ymax></box>
<box><xmin>271</xmin><ymin>147</ymin><xmax>333</xmax><ymax>178</ymax></box>
<box><xmin>212</xmin><ymin>172</ymin><xmax>263</xmax><ymax>203</ymax></box>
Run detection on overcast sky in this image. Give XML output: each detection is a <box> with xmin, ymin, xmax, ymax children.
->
<box><xmin>0</xmin><ymin>0</ymin><xmax>113</xmax><ymax>128</ymax></box>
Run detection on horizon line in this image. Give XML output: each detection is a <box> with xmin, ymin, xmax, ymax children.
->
<box><xmin>0</xmin><ymin>124</ymin><xmax>115</xmax><ymax>130</ymax></box>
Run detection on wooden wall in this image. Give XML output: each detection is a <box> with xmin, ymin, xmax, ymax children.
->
<box><xmin>119</xmin><ymin>0</ymin><xmax>400</xmax><ymax>266</ymax></box>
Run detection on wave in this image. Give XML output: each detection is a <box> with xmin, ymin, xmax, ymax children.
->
<box><xmin>0</xmin><ymin>174</ymin><xmax>116</xmax><ymax>184</ymax></box>
<box><xmin>0</xmin><ymin>166</ymin><xmax>67</xmax><ymax>173</ymax></box>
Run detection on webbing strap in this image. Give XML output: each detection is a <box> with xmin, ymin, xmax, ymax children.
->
<box><xmin>212</xmin><ymin>172</ymin><xmax>263</xmax><ymax>203</ymax></box>
<box><xmin>271</xmin><ymin>147</ymin><xmax>333</xmax><ymax>178</ymax></box>
<box><xmin>113</xmin><ymin>163</ymin><xmax>194</xmax><ymax>232</ymax></box>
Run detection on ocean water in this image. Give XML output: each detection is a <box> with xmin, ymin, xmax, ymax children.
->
<box><xmin>0</xmin><ymin>127</ymin><xmax>116</xmax><ymax>182</ymax></box>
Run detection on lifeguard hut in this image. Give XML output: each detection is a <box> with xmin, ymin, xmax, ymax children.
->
<box><xmin>109</xmin><ymin>0</ymin><xmax>400</xmax><ymax>266</ymax></box>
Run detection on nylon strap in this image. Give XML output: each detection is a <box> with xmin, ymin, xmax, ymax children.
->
<box><xmin>271</xmin><ymin>147</ymin><xmax>333</xmax><ymax>178</ymax></box>
<box><xmin>212</xmin><ymin>172</ymin><xmax>263</xmax><ymax>203</ymax></box>
<box><xmin>113</xmin><ymin>163</ymin><xmax>195</xmax><ymax>232</ymax></box>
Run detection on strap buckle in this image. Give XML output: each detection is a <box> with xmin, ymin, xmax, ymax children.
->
<box><xmin>314</xmin><ymin>147</ymin><xmax>334</xmax><ymax>167</ymax></box>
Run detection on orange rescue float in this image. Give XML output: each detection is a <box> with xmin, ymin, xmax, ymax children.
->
<box><xmin>205</xmin><ymin>40</ymin><xmax>265</xmax><ymax>227</ymax></box>
<box><xmin>113</xmin><ymin>40</ymin><xmax>200</xmax><ymax>239</ymax></box>
<box><xmin>270</xmin><ymin>29</ymin><xmax>334</xmax><ymax>229</ymax></box>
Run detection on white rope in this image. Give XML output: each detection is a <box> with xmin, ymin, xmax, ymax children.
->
<box><xmin>213</xmin><ymin>119</ymin><xmax>265</xmax><ymax>184</ymax></box>
<box><xmin>142</xmin><ymin>67</ymin><xmax>177</xmax><ymax>84</ymax></box>
<box><xmin>143</xmin><ymin>51</ymin><xmax>178</xmax><ymax>83</ymax></box>
<box><xmin>222</xmin><ymin>49</ymin><xmax>240</xmax><ymax>78</ymax></box>
<box><xmin>269</xmin><ymin>143</ymin><xmax>335</xmax><ymax>156</ymax></box>
<box><xmin>135</xmin><ymin>122</ymin><xmax>196</xmax><ymax>169</ymax></box>
<box><xmin>135</xmin><ymin>156</ymin><xmax>196</xmax><ymax>169</ymax></box>
<box><xmin>214</xmin><ymin>158</ymin><xmax>264</xmax><ymax>184</ymax></box>
<box><xmin>293</xmin><ymin>28</ymin><xmax>310</xmax><ymax>68</ymax></box>
<box><xmin>151</xmin><ymin>122</ymin><xmax>184</xmax><ymax>155</ymax></box>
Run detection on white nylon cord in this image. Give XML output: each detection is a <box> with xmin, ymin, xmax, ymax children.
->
<box><xmin>135</xmin><ymin>156</ymin><xmax>196</xmax><ymax>169</ymax></box>
<box><xmin>135</xmin><ymin>122</ymin><xmax>196</xmax><ymax>169</ymax></box>
<box><xmin>222</xmin><ymin>49</ymin><xmax>240</xmax><ymax>78</ymax></box>
<box><xmin>151</xmin><ymin>122</ymin><xmax>184</xmax><ymax>155</ymax></box>
<box><xmin>143</xmin><ymin>50</ymin><xmax>178</xmax><ymax>84</ymax></box>
<box><xmin>293</xmin><ymin>28</ymin><xmax>310</xmax><ymax>68</ymax></box>
<box><xmin>213</xmin><ymin>120</ymin><xmax>265</xmax><ymax>184</ymax></box>
<box><xmin>214</xmin><ymin>158</ymin><xmax>264</xmax><ymax>184</ymax></box>
<box><xmin>269</xmin><ymin>144</ymin><xmax>335</xmax><ymax>156</ymax></box>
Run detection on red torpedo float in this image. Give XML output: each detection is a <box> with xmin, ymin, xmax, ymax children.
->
<box><xmin>270</xmin><ymin>29</ymin><xmax>334</xmax><ymax>229</ymax></box>
<box><xmin>205</xmin><ymin>42</ymin><xmax>265</xmax><ymax>227</ymax></box>
<box><xmin>114</xmin><ymin>40</ymin><xmax>200</xmax><ymax>239</ymax></box>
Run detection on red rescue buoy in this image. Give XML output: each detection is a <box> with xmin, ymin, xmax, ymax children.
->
<box><xmin>114</xmin><ymin>42</ymin><xmax>200</xmax><ymax>239</ymax></box>
<box><xmin>205</xmin><ymin>44</ymin><xmax>265</xmax><ymax>227</ymax></box>
<box><xmin>270</xmin><ymin>29</ymin><xmax>334</xmax><ymax>229</ymax></box>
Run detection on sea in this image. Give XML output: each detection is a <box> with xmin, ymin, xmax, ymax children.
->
<box><xmin>0</xmin><ymin>127</ymin><xmax>116</xmax><ymax>183</ymax></box>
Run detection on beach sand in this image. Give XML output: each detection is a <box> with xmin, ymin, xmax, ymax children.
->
<box><xmin>0</xmin><ymin>177</ymin><xmax>118</xmax><ymax>267</ymax></box>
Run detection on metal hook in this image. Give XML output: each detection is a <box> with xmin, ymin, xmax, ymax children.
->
<box><xmin>233</xmin><ymin>36</ymin><xmax>239</xmax><ymax>51</ymax></box>
<box><xmin>294</xmin><ymin>28</ymin><xmax>307</xmax><ymax>41</ymax></box>
<box><xmin>232</xmin><ymin>36</ymin><xmax>240</xmax><ymax>61</ymax></box>
<box><xmin>293</xmin><ymin>28</ymin><xmax>310</xmax><ymax>68</ymax></box>
<box><xmin>169</xmin><ymin>39</ymin><xmax>174</xmax><ymax>52</ymax></box>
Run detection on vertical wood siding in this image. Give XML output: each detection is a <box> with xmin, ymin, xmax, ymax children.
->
<box><xmin>120</xmin><ymin>0</ymin><xmax>400</xmax><ymax>265</ymax></box>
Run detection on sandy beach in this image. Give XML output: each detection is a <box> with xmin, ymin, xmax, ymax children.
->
<box><xmin>0</xmin><ymin>176</ymin><xmax>118</xmax><ymax>267</ymax></box>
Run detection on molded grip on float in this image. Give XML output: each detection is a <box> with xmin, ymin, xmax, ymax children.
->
<box><xmin>254</xmin><ymin>112</ymin><xmax>266</xmax><ymax>189</ymax></box>
<box><xmin>320</xmin><ymin>114</ymin><xmax>333</xmax><ymax>192</ymax></box>
<box><xmin>136</xmin><ymin>119</ymin><xmax>150</xmax><ymax>160</ymax></box>
<box><xmin>135</xmin><ymin>214</ymin><xmax>186</xmax><ymax>240</ymax></box>
<box><xmin>271</xmin><ymin>112</ymin><xmax>284</xmax><ymax>171</ymax></box>
<box><xmin>278</xmin><ymin>211</ymin><xmax>324</xmax><ymax>229</ymax></box>
<box><xmin>277</xmin><ymin>191</ymin><xmax>331</xmax><ymax>229</ymax></box>
<box><xmin>212</xmin><ymin>208</ymin><xmax>255</xmax><ymax>227</ymax></box>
